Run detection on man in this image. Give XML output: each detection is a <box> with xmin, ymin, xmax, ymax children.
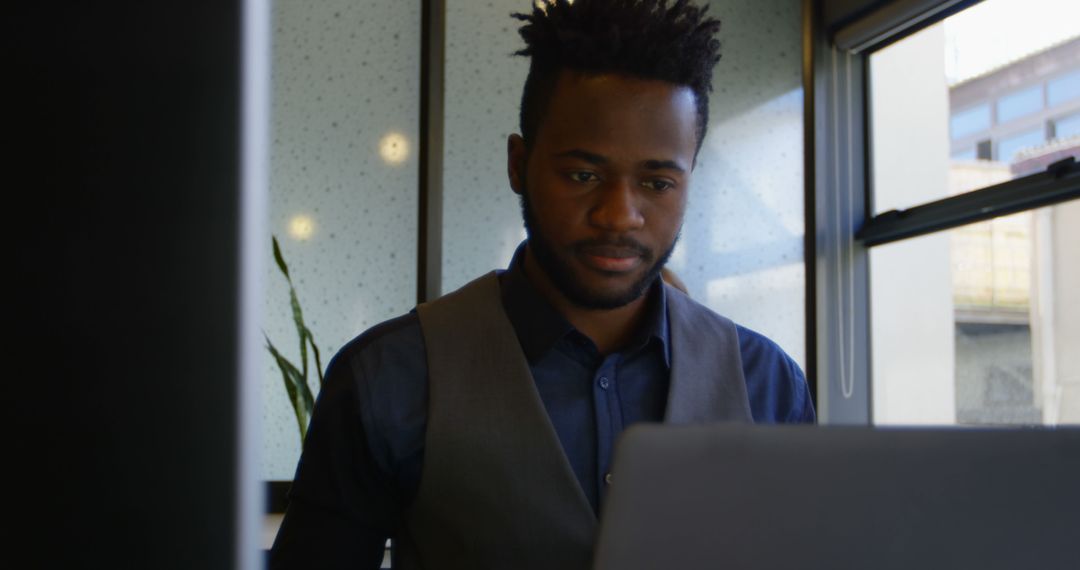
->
<box><xmin>271</xmin><ymin>1</ymin><xmax>814</xmax><ymax>568</ymax></box>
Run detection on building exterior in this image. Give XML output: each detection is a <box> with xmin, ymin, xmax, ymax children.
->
<box><xmin>949</xmin><ymin>37</ymin><xmax>1080</xmax><ymax>161</ymax></box>
<box><xmin>947</xmin><ymin>37</ymin><xmax>1080</xmax><ymax>424</ymax></box>
<box><xmin>873</xmin><ymin>26</ymin><xmax>1079</xmax><ymax>426</ymax></box>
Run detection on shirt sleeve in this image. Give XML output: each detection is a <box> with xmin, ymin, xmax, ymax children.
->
<box><xmin>269</xmin><ymin>342</ymin><xmax>401</xmax><ymax>569</ymax></box>
<box><xmin>782</xmin><ymin>355</ymin><xmax>817</xmax><ymax>424</ymax></box>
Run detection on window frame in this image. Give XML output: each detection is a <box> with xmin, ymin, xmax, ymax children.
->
<box><xmin>809</xmin><ymin>0</ymin><xmax>1080</xmax><ymax>423</ymax></box>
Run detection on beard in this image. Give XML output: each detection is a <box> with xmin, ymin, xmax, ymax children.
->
<box><xmin>519</xmin><ymin>189</ymin><xmax>678</xmax><ymax>310</ymax></box>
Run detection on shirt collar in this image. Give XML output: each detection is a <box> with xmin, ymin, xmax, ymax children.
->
<box><xmin>498</xmin><ymin>241</ymin><xmax>671</xmax><ymax>366</ymax></box>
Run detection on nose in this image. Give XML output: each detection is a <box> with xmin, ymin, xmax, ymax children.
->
<box><xmin>588</xmin><ymin>178</ymin><xmax>645</xmax><ymax>233</ymax></box>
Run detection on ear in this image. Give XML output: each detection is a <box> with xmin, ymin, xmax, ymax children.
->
<box><xmin>507</xmin><ymin>134</ymin><xmax>527</xmax><ymax>196</ymax></box>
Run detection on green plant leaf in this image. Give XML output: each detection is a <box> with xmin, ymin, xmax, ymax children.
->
<box><xmin>269</xmin><ymin>355</ymin><xmax>306</xmax><ymax>440</ymax></box>
<box><xmin>276</xmin><ymin>347</ymin><xmax>315</xmax><ymax>415</ymax></box>
<box><xmin>272</xmin><ymin>235</ymin><xmax>290</xmax><ymax>280</ymax></box>
<box><xmin>266</xmin><ymin>335</ymin><xmax>315</xmax><ymax>442</ymax></box>
<box><xmin>289</xmin><ymin>287</ymin><xmax>310</xmax><ymax>381</ymax></box>
<box><xmin>267</xmin><ymin>237</ymin><xmax>325</xmax><ymax>443</ymax></box>
<box><xmin>306</xmin><ymin>328</ymin><xmax>325</xmax><ymax>387</ymax></box>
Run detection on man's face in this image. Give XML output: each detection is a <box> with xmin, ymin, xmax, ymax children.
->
<box><xmin>508</xmin><ymin>71</ymin><xmax>698</xmax><ymax>309</ymax></box>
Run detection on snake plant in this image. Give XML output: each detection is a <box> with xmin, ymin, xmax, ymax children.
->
<box><xmin>265</xmin><ymin>236</ymin><xmax>324</xmax><ymax>443</ymax></box>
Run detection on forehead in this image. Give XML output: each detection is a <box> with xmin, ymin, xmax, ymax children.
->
<box><xmin>535</xmin><ymin>71</ymin><xmax>699</xmax><ymax>160</ymax></box>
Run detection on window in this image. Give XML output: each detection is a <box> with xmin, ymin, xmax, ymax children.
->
<box><xmin>950</xmin><ymin>103</ymin><xmax>991</xmax><ymax>139</ymax></box>
<box><xmin>1048</xmin><ymin>69</ymin><xmax>1080</xmax><ymax>107</ymax></box>
<box><xmin>1054</xmin><ymin>112</ymin><xmax>1080</xmax><ymax>140</ymax></box>
<box><xmin>844</xmin><ymin>0</ymin><xmax>1080</xmax><ymax>426</ymax></box>
<box><xmin>870</xmin><ymin>203</ymin><xmax>1079</xmax><ymax>425</ymax></box>
<box><xmin>996</xmin><ymin>85</ymin><xmax>1043</xmax><ymax>124</ymax></box>
<box><xmin>951</xmin><ymin>140</ymin><xmax>994</xmax><ymax>162</ymax></box>
<box><xmin>996</xmin><ymin>127</ymin><xmax>1045</xmax><ymax>161</ymax></box>
<box><xmin>952</xmin><ymin>147</ymin><xmax>977</xmax><ymax>160</ymax></box>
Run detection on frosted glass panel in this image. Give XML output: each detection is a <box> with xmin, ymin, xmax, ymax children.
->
<box><xmin>262</xmin><ymin>1</ymin><xmax>420</xmax><ymax>480</ymax></box>
<box><xmin>441</xmin><ymin>0</ymin><xmax>805</xmax><ymax>367</ymax></box>
<box><xmin>441</xmin><ymin>1</ymin><xmax>528</xmax><ymax>294</ymax></box>
<box><xmin>670</xmin><ymin>0</ymin><xmax>806</xmax><ymax>366</ymax></box>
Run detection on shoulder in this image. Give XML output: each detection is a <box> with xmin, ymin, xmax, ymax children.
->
<box><xmin>733</xmin><ymin>323</ymin><xmax>815</xmax><ymax>423</ymax></box>
<box><xmin>289</xmin><ymin>312</ymin><xmax>429</xmax><ymax>526</ymax></box>
<box><xmin>664</xmin><ymin>286</ymin><xmax>795</xmax><ymax>373</ymax></box>
<box><xmin>734</xmin><ymin>324</ymin><xmax>796</xmax><ymax>371</ymax></box>
<box><xmin>664</xmin><ymin>284</ymin><xmax>737</xmax><ymax>332</ymax></box>
<box><xmin>330</xmin><ymin>311</ymin><xmax>427</xmax><ymax>381</ymax></box>
<box><xmin>318</xmin><ymin>311</ymin><xmax>430</xmax><ymax>482</ymax></box>
<box><xmin>322</xmin><ymin>311</ymin><xmax>429</xmax><ymax>442</ymax></box>
<box><xmin>323</xmin><ymin>311</ymin><xmax>430</xmax><ymax>429</ymax></box>
<box><xmin>663</xmin><ymin>288</ymin><xmax>814</xmax><ymax>422</ymax></box>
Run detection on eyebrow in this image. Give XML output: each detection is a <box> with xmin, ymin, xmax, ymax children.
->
<box><xmin>642</xmin><ymin>159</ymin><xmax>686</xmax><ymax>174</ymax></box>
<box><xmin>552</xmin><ymin>149</ymin><xmax>686</xmax><ymax>173</ymax></box>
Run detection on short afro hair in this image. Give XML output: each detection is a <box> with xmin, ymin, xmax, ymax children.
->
<box><xmin>513</xmin><ymin>0</ymin><xmax>722</xmax><ymax>153</ymax></box>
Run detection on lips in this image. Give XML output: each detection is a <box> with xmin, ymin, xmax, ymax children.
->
<box><xmin>577</xmin><ymin>243</ymin><xmax>647</xmax><ymax>273</ymax></box>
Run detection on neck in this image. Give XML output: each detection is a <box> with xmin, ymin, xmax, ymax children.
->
<box><xmin>522</xmin><ymin>244</ymin><xmax>650</xmax><ymax>355</ymax></box>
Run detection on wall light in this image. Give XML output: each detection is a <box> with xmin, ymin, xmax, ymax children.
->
<box><xmin>379</xmin><ymin>131</ymin><xmax>409</xmax><ymax>165</ymax></box>
<box><xmin>287</xmin><ymin>214</ymin><xmax>315</xmax><ymax>241</ymax></box>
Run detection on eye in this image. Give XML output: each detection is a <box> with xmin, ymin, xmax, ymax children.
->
<box><xmin>642</xmin><ymin>179</ymin><xmax>675</xmax><ymax>192</ymax></box>
<box><xmin>567</xmin><ymin>171</ymin><xmax>599</xmax><ymax>184</ymax></box>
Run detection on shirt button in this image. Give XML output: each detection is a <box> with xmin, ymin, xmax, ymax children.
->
<box><xmin>598</xmin><ymin>376</ymin><xmax>610</xmax><ymax>390</ymax></box>
<box><xmin>604</xmin><ymin>472</ymin><xmax>613</xmax><ymax>485</ymax></box>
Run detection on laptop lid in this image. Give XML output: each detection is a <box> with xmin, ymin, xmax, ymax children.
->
<box><xmin>593</xmin><ymin>424</ymin><xmax>1080</xmax><ymax>570</ymax></box>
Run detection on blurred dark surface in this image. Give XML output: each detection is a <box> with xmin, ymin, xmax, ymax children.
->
<box><xmin>12</xmin><ymin>2</ymin><xmax>243</xmax><ymax>567</ymax></box>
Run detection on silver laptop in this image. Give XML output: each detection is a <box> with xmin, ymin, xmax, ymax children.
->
<box><xmin>593</xmin><ymin>424</ymin><xmax>1080</xmax><ymax>570</ymax></box>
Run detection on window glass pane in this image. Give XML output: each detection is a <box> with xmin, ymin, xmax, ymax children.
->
<box><xmin>868</xmin><ymin>0</ymin><xmax>1080</xmax><ymax>426</ymax></box>
<box><xmin>952</xmin><ymin>147</ymin><xmax>977</xmax><ymax>160</ymax></box>
<box><xmin>870</xmin><ymin>0</ymin><xmax>1080</xmax><ymax>214</ymax></box>
<box><xmin>1048</xmin><ymin>69</ymin><xmax>1080</xmax><ymax>107</ymax></box>
<box><xmin>871</xmin><ymin>201</ymin><xmax>1080</xmax><ymax>426</ymax></box>
<box><xmin>996</xmin><ymin>85</ymin><xmax>1043</xmax><ymax>124</ymax></box>
<box><xmin>950</xmin><ymin>104</ymin><xmax>990</xmax><ymax>139</ymax></box>
<box><xmin>1055</xmin><ymin>112</ymin><xmax>1080</xmax><ymax>140</ymax></box>
<box><xmin>997</xmin><ymin>127</ymin><xmax>1044</xmax><ymax>161</ymax></box>
<box><xmin>871</xmin><ymin>23</ymin><xmax>951</xmax><ymax>214</ymax></box>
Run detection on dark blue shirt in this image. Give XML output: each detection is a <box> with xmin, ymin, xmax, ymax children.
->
<box><xmin>270</xmin><ymin>246</ymin><xmax>815</xmax><ymax>569</ymax></box>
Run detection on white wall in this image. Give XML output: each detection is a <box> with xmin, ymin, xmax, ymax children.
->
<box><xmin>869</xmin><ymin>23</ymin><xmax>956</xmax><ymax>424</ymax></box>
